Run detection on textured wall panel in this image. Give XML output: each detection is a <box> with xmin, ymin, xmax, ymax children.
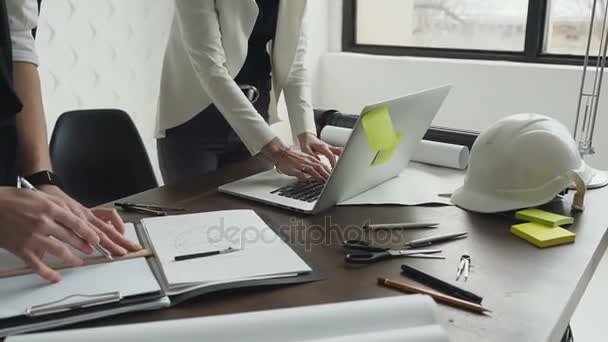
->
<box><xmin>36</xmin><ymin>0</ymin><xmax>174</xmax><ymax>180</ymax></box>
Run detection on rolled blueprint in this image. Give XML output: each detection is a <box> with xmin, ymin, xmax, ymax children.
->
<box><xmin>413</xmin><ymin>140</ymin><xmax>469</xmax><ymax>170</ymax></box>
<box><xmin>6</xmin><ymin>296</ymin><xmax>448</xmax><ymax>342</ymax></box>
<box><xmin>320</xmin><ymin>125</ymin><xmax>470</xmax><ymax>170</ymax></box>
<box><xmin>320</xmin><ymin>125</ymin><xmax>354</xmax><ymax>147</ymax></box>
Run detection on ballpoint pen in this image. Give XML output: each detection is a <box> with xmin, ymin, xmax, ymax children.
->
<box><xmin>18</xmin><ymin>177</ymin><xmax>113</xmax><ymax>260</ymax></box>
<box><xmin>404</xmin><ymin>232</ymin><xmax>468</xmax><ymax>248</ymax></box>
<box><xmin>114</xmin><ymin>202</ymin><xmax>185</xmax><ymax>212</ymax></box>
<box><xmin>117</xmin><ymin>205</ymin><xmax>168</xmax><ymax>217</ymax></box>
<box><xmin>364</xmin><ymin>222</ymin><xmax>440</xmax><ymax>230</ymax></box>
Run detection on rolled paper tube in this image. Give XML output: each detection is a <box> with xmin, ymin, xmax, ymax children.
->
<box><xmin>320</xmin><ymin>126</ymin><xmax>470</xmax><ymax>169</ymax></box>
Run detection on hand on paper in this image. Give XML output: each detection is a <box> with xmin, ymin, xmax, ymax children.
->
<box><xmin>0</xmin><ymin>187</ymin><xmax>95</xmax><ymax>282</ymax></box>
<box><xmin>0</xmin><ymin>186</ymin><xmax>142</xmax><ymax>282</ymax></box>
<box><xmin>39</xmin><ymin>185</ymin><xmax>142</xmax><ymax>255</ymax></box>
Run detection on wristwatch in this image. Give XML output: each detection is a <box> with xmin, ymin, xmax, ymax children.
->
<box><xmin>24</xmin><ymin>170</ymin><xmax>64</xmax><ymax>190</ymax></box>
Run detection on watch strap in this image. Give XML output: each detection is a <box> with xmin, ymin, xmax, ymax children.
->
<box><xmin>24</xmin><ymin>171</ymin><xmax>64</xmax><ymax>190</ymax></box>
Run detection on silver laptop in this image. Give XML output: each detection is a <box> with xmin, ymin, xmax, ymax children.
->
<box><xmin>219</xmin><ymin>85</ymin><xmax>451</xmax><ymax>214</ymax></box>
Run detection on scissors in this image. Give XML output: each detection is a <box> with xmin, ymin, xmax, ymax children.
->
<box><xmin>343</xmin><ymin>240</ymin><xmax>445</xmax><ymax>264</ymax></box>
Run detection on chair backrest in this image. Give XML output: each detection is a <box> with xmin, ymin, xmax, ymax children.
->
<box><xmin>50</xmin><ymin>109</ymin><xmax>158</xmax><ymax>208</ymax></box>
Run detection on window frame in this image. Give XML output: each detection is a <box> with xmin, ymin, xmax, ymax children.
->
<box><xmin>343</xmin><ymin>0</ymin><xmax>595</xmax><ymax>65</ymax></box>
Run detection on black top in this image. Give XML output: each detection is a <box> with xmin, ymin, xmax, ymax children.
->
<box><xmin>0</xmin><ymin>0</ymin><xmax>22</xmax><ymax>186</ymax></box>
<box><xmin>234</xmin><ymin>0</ymin><xmax>279</xmax><ymax>83</ymax></box>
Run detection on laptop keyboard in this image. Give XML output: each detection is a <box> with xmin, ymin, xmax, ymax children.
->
<box><xmin>271</xmin><ymin>180</ymin><xmax>325</xmax><ymax>202</ymax></box>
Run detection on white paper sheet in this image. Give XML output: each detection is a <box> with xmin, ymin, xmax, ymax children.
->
<box><xmin>339</xmin><ymin>162</ymin><xmax>465</xmax><ymax>206</ymax></box>
<box><xmin>141</xmin><ymin>210</ymin><xmax>311</xmax><ymax>292</ymax></box>
<box><xmin>311</xmin><ymin>326</ymin><xmax>450</xmax><ymax>342</ymax></box>
<box><xmin>0</xmin><ymin>224</ymin><xmax>161</xmax><ymax>320</ymax></box>
<box><xmin>321</xmin><ymin>125</ymin><xmax>470</xmax><ymax>169</ymax></box>
<box><xmin>6</xmin><ymin>295</ymin><xmax>449</xmax><ymax>342</ymax></box>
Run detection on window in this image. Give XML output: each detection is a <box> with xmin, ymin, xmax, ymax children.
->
<box><xmin>545</xmin><ymin>0</ymin><xmax>602</xmax><ymax>55</ymax></box>
<box><xmin>356</xmin><ymin>0</ymin><xmax>529</xmax><ymax>51</ymax></box>
<box><xmin>344</xmin><ymin>0</ymin><xmax>601</xmax><ymax>64</ymax></box>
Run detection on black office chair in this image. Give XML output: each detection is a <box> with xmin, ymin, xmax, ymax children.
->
<box><xmin>50</xmin><ymin>109</ymin><xmax>158</xmax><ymax>208</ymax></box>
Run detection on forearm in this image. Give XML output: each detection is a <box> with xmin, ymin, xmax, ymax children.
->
<box><xmin>198</xmin><ymin>64</ymin><xmax>278</xmax><ymax>154</ymax></box>
<box><xmin>13</xmin><ymin>61</ymin><xmax>52</xmax><ymax>175</ymax></box>
<box><xmin>283</xmin><ymin>9</ymin><xmax>317</xmax><ymax>139</ymax></box>
<box><xmin>283</xmin><ymin>82</ymin><xmax>317</xmax><ymax>139</ymax></box>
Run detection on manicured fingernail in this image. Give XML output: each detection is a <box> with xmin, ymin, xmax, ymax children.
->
<box><xmin>85</xmin><ymin>245</ymin><xmax>95</xmax><ymax>255</ymax></box>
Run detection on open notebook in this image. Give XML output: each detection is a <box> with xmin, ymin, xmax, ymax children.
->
<box><xmin>6</xmin><ymin>295</ymin><xmax>449</xmax><ymax>342</ymax></box>
<box><xmin>0</xmin><ymin>210</ymin><xmax>319</xmax><ymax>337</ymax></box>
<box><xmin>140</xmin><ymin>210</ymin><xmax>312</xmax><ymax>296</ymax></box>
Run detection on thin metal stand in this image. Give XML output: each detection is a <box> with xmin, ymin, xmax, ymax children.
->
<box><xmin>575</xmin><ymin>0</ymin><xmax>608</xmax><ymax>189</ymax></box>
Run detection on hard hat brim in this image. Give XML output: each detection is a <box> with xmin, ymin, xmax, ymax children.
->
<box><xmin>450</xmin><ymin>186</ymin><xmax>559</xmax><ymax>214</ymax></box>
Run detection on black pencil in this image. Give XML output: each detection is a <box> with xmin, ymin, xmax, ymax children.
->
<box><xmin>401</xmin><ymin>264</ymin><xmax>483</xmax><ymax>304</ymax></box>
<box><xmin>174</xmin><ymin>247</ymin><xmax>240</xmax><ymax>261</ymax></box>
<box><xmin>378</xmin><ymin>278</ymin><xmax>491</xmax><ymax>315</ymax></box>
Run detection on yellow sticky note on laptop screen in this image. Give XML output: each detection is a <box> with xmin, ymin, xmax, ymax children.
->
<box><xmin>372</xmin><ymin>132</ymin><xmax>404</xmax><ymax>166</ymax></box>
<box><xmin>361</xmin><ymin>106</ymin><xmax>398</xmax><ymax>151</ymax></box>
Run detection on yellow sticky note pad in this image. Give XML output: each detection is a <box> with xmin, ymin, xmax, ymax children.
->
<box><xmin>361</xmin><ymin>106</ymin><xmax>397</xmax><ymax>151</ymax></box>
<box><xmin>372</xmin><ymin>132</ymin><xmax>404</xmax><ymax>166</ymax></box>
<box><xmin>515</xmin><ymin>209</ymin><xmax>574</xmax><ymax>227</ymax></box>
<box><xmin>511</xmin><ymin>222</ymin><xmax>575</xmax><ymax>248</ymax></box>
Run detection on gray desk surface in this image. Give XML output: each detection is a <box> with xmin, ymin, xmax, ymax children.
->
<box><xmin>18</xmin><ymin>157</ymin><xmax>608</xmax><ymax>341</ymax></box>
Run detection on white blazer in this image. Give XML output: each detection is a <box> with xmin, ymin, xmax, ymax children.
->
<box><xmin>7</xmin><ymin>0</ymin><xmax>39</xmax><ymax>65</ymax></box>
<box><xmin>156</xmin><ymin>0</ymin><xmax>316</xmax><ymax>155</ymax></box>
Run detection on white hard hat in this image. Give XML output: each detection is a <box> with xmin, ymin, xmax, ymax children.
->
<box><xmin>451</xmin><ymin>113</ymin><xmax>590</xmax><ymax>213</ymax></box>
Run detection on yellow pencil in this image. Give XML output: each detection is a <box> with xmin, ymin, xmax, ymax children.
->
<box><xmin>378</xmin><ymin>277</ymin><xmax>491</xmax><ymax>315</ymax></box>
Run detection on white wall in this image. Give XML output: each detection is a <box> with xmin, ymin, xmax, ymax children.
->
<box><xmin>36</xmin><ymin>0</ymin><xmax>175</xmax><ymax>180</ymax></box>
<box><xmin>311</xmin><ymin>3</ymin><xmax>608</xmax><ymax>169</ymax></box>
